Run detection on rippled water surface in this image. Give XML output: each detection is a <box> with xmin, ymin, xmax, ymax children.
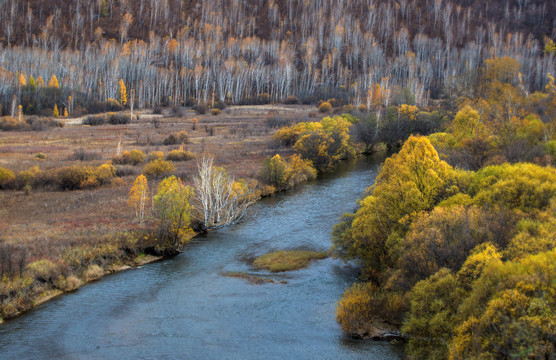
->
<box><xmin>0</xmin><ymin>156</ymin><xmax>405</xmax><ymax>360</ymax></box>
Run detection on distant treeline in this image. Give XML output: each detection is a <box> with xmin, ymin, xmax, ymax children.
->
<box><xmin>0</xmin><ymin>0</ymin><xmax>554</xmax><ymax>114</ymax></box>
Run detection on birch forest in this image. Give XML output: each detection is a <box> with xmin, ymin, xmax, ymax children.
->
<box><xmin>0</xmin><ymin>0</ymin><xmax>554</xmax><ymax>114</ymax></box>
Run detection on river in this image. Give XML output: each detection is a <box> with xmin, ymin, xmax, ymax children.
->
<box><xmin>0</xmin><ymin>156</ymin><xmax>404</xmax><ymax>360</ymax></box>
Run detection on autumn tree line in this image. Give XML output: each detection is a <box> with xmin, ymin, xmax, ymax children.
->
<box><xmin>0</xmin><ymin>0</ymin><xmax>554</xmax><ymax>115</ymax></box>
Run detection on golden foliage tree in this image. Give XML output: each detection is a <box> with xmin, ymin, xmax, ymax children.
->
<box><xmin>128</xmin><ymin>175</ymin><xmax>149</xmax><ymax>220</ymax></box>
<box><xmin>53</xmin><ymin>104</ymin><xmax>59</xmax><ymax>117</ymax></box>
<box><xmin>154</xmin><ymin>176</ymin><xmax>194</xmax><ymax>246</ymax></box>
<box><xmin>47</xmin><ymin>74</ymin><xmax>59</xmax><ymax>89</ymax></box>
<box><xmin>119</xmin><ymin>78</ymin><xmax>127</xmax><ymax>106</ymax></box>
<box><xmin>18</xmin><ymin>73</ymin><xmax>26</xmax><ymax>87</ymax></box>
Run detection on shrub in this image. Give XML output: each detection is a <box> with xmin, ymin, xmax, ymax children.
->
<box><xmin>166</xmin><ymin>149</ymin><xmax>195</xmax><ymax>162</ymax></box>
<box><xmin>26</xmin><ymin>259</ymin><xmax>63</xmax><ymax>283</ymax></box>
<box><xmin>69</xmin><ymin>148</ymin><xmax>100</xmax><ymax>161</ymax></box>
<box><xmin>212</xmin><ymin>100</ymin><xmax>227</xmax><ymax>110</ymax></box>
<box><xmin>336</xmin><ymin>282</ymin><xmax>374</xmax><ymax>338</ymax></box>
<box><xmin>53</xmin><ymin>275</ymin><xmax>81</xmax><ymax>291</ymax></box>
<box><xmin>256</xmin><ymin>93</ymin><xmax>270</xmax><ymax>104</ymax></box>
<box><xmin>147</xmin><ymin>151</ymin><xmax>165</xmax><ymax>161</ymax></box>
<box><xmin>27</xmin><ymin>117</ymin><xmax>63</xmax><ymax>131</ymax></box>
<box><xmin>35</xmin><ymin>153</ymin><xmax>47</xmax><ymax>160</ymax></box>
<box><xmin>15</xmin><ymin>167</ymin><xmax>40</xmax><ymax>189</ymax></box>
<box><xmin>163</xmin><ymin>131</ymin><xmax>189</xmax><ymax>145</ymax></box>
<box><xmin>106</xmin><ymin>98</ymin><xmax>123</xmax><ymax>111</ymax></box>
<box><xmin>94</xmin><ymin>163</ymin><xmax>116</xmax><ymax>185</ymax></box>
<box><xmin>0</xmin><ymin>116</ymin><xmax>22</xmax><ymax>131</ymax></box>
<box><xmin>112</xmin><ymin>149</ymin><xmax>145</xmax><ymax>165</ymax></box>
<box><xmin>211</xmin><ymin>108</ymin><xmax>221</xmax><ymax>116</ymax></box>
<box><xmin>283</xmin><ymin>95</ymin><xmax>299</xmax><ymax>104</ymax></box>
<box><xmin>342</xmin><ymin>104</ymin><xmax>355</xmax><ymax>113</ymax></box>
<box><xmin>143</xmin><ymin>159</ymin><xmax>175</xmax><ymax>178</ymax></box>
<box><xmin>56</xmin><ymin>165</ymin><xmax>91</xmax><ymax>190</ymax></box>
<box><xmin>319</xmin><ymin>101</ymin><xmax>332</xmax><ymax>113</ymax></box>
<box><xmin>107</xmin><ymin>113</ymin><xmax>130</xmax><ymax>125</ymax></box>
<box><xmin>114</xmin><ymin>165</ymin><xmax>137</xmax><ymax>177</ymax></box>
<box><xmin>84</xmin><ymin>265</ymin><xmax>104</xmax><ymax>282</ymax></box>
<box><xmin>0</xmin><ymin>167</ymin><xmax>15</xmax><ymax>189</ymax></box>
<box><xmin>83</xmin><ymin>115</ymin><xmax>106</xmax><ymax>126</ymax></box>
<box><xmin>192</xmin><ymin>103</ymin><xmax>208</xmax><ymax>115</ymax></box>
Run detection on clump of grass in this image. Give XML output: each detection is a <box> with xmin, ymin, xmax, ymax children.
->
<box><xmin>253</xmin><ymin>250</ymin><xmax>328</xmax><ymax>272</ymax></box>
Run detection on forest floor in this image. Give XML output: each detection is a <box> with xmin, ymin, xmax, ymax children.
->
<box><xmin>0</xmin><ymin>104</ymin><xmax>319</xmax><ymax>319</ymax></box>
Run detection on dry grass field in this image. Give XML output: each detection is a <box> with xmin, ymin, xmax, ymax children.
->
<box><xmin>0</xmin><ymin>105</ymin><xmax>318</xmax><ymax>319</ymax></box>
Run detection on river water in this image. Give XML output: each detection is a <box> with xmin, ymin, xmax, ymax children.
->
<box><xmin>0</xmin><ymin>156</ymin><xmax>404</xmax><ymax>360</ymax></box>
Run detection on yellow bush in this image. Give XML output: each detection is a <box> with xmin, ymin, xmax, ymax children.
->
<box><xmin>94</xmin><ymin>163</ymin><xmax>116</xmax><ymax>185</ymax></box>
<box><xmin>56</xmin><ymin>165</ymin><xmax>93</xmax><ymax>190</ymax></box>
<box><xmin>147</xmin><ymin>151</ymin><xmax>165</xmax><ymax>161</ymax></box>
<box><xmin>143</xmin><ymin>159</ymin><xmax>175</xmax><ymax>178</ymax></box>
<box><xmin>113</xmin><ymin>149</ymin><xmax>145</xmax><ymax>165</ymax></box>
<box><xmin>0</xmin><ymin>167</ymin><xmax>15</xmax><ymax>189</ymax></box>
<box><xmin>319</xmin><ymin>101</ymin><xmax>332</xmax><ymax>113</ymax></box>
<box><xmin>336</xmin><ymin>282</ymin><xmax>374</xmax><ymax>337</ymax></box>
<box><xmin>166</xmin><ymin>149</ymin><xmax>195</xmax><ymax>162</ymax></box>
<box><xmin>15</xmin><ymin>166</ymin><xmax>40</xmax><ymax>189</ymax></box>
<box><xmin>211</xmin><ymin>108</ymin><xmax>221</xmax><ymax>115</ymax></box>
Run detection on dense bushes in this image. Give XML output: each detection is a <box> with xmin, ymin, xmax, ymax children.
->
<box><xmin>332</xmin><ymin>135</ymin><xmax>556</xmax><ymax>358</ymax></box>
<box><xmin>0</xmin><ymin>163</ymin><xmax>116</xmax><ymax>191</ymax></box>
<box><xmin>83</xmin><ymin>113</ymin><xmax>130</xmax><ymax>126</ymax></box>
<box><xmin>273</xmin><ymin>115</ymin><xmax>356</xmax><ymax>172</ymax></box>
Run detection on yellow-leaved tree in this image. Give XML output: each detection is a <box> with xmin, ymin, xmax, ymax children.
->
<box><xmin>154</xmin><ymin>176</ymin><xmax>194</xmax><ymax>247</ymax></box>
<box><xmin>18</xmin><ymin>73</ymin><xmax>26</xmax><ymax>87</ymax></box>
<box><xmin>53</xmin><ymin>104</ymin><xmax>59</xmax><ymax>117</ymax></box>
<box><xmin>332</xmin><ymin>135</ymin><xmax>464</xmax><ymax>278</ymax></box>
<box><xmin>47</xmin><ymin>74</ymin><xmax>59</xmax><ymax>89</ymax></box>
<box><xmin>119</xmin><ymin>78</ymin><xmax>127</xmax><ymax>106</ymax></box>
<box><xmin>129</xmin><ymin>174</ymin><xmax>149</xmax><ymax>220</ymax></box>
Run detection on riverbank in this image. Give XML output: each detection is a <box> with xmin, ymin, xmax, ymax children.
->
<box><xmin>0</xmin><ymin>152</ymin><xmax>406</xmax><ymax>360</ymax></box>
<box><xmin>0</xmin><ymin>105</ymin><xmax>326</xmax><ymax>322</ymax></box>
